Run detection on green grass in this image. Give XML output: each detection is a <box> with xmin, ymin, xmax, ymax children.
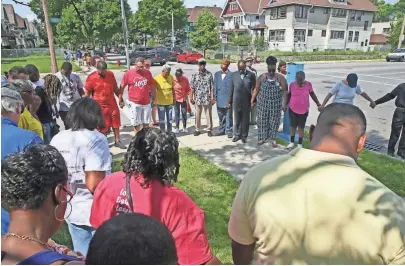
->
<box><xmin>1</xmin><ymin>55</ymin><xmax>81</xmax><ymax>73</ymax></box>
<box><xmin>52</xmin><ymin>146</ymin><xmax>404</xmax><ymax>263</ymax></box>
<box><xmin>106</xmin><ymin>63</ymin><xmax>127</xmax><ymax>70</ymax></box>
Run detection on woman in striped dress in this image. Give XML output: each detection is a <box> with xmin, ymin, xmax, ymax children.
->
<box><xmin>251</xmin><ymin>56</ymin><xmax>288</xmax><ymax>146</ymax></box>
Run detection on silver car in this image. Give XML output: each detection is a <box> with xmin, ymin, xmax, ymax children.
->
<box><xmin>386</xmin><ymin>48</ymin><xmax>405</xmax><ymax>62</ymax></box>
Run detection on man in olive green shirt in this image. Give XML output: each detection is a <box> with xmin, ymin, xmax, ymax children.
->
<box><xmin>229</xmin><ymin>103</ymin><xmax>405</xmax><ymax>265</ymax></box>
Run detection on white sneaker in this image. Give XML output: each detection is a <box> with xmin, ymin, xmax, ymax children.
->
<box><xmin>173</xmin><ymin>128</ymin><xmax>180</xmax><ymax>134</ymax></box>
<box><xmin>297</xmin><ymin>144</ymin><xmax>303</xmax><ymax>149</ymax></box>
<box><xmin>183</xmin><ymin>128</ymin><xmax>188</xmax><ymax>133</ymax></box>
<box><xmin>254</xmin><ymin>125</ymin><xmax>258</xmax><ymax>129</ymax></box>
<box><xmin>287</xmin><ymin>142</ymin><xmax>295</xmax><ymax>149</ymax></box>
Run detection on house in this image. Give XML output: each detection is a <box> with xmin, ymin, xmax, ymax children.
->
<box><xmin>260</xmin><ymin>0</ymin><xmax>378</xmax><ymax>51</ymax></box>
<box><xmin>369</xmin><ymin>22</ymin><xmax>391</xmax><ymax>46</ymax></box>
<box><xmin>220</xmin><ymin>0</ymin><xmax>266</xmax><ymax>42</ymax></box>
<box><xmin>1</xmin><ymin>3</ymin><xmax>39</xmax><ymax>48</ymax></box>
<box><xmin>186</xmin><ymin>5</ymin><xmax>223</xmax><ymax>44</ymax></box>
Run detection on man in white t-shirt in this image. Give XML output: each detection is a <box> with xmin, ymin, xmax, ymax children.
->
<box><xmin>55</xmin><ymin>62</ymin><xmax>84</xmax><ymax>129</ymax></box>
<box><xmin>50</xmin><ymin>97</ymin><xmax>111</xmax><ymax>256</ymax></box>
<box><xmin>319</xmin><ymin>73</ymin><xmax>376</xmax><ymax>110</ymax></box>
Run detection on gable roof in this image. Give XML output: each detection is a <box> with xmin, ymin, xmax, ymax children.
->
<box><xmin>187</xmin><ymin>6</ymin><xmax>223</xmax><ymax>22</ymax></box>
<box><xmin>370</xmin><ymin>34</ymin><xmax>389</xmax><ymax>45</ymax></box>
<box><xmin>3</xmin><ymin>4</ymin><xmax>16</xmax><ymax>25</ymax></box>
<box><xmin>262</xmin><ymin>0</ymin><xmax>378</xmax><ymax>12</ymax></box>
<box><xmin>15</xmin><ymin>14</ymin><xmax>27</xmax><ymax>29</ymax></box>
<box><xmin>220</xmin><ymin>0</ymin><xmax>264</xmax><ymax>17</ymax></box>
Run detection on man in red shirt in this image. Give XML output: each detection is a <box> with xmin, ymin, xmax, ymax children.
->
<box><xmin>84</xmin><ymin>61</ymin><xmax>126</xmax><ymax>149</ymax></box>
<box><xmin>119</xmin><ymin>57</ymin><xmax>156</xmax><ymax>133</ymax></box>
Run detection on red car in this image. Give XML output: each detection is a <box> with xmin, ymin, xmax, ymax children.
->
<box><xmin>176</xmin><ymin>50</ymin><xmax>203</xmax><ymax>64</ymax></box>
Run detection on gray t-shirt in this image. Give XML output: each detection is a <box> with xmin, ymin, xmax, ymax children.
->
<box><xmin>50</xmin><ymin>129</ymin><xmax>111</xmax><ymax>226</ymax></box>
<box><xmin>330</xmin><ymin>81</ymin><xmax>364</xmax><ymax>105</ymax></box>
<box><xmin>55</xmin><ymin>72</ymin><xmax>83</xmax><ymax>112</ymax></box>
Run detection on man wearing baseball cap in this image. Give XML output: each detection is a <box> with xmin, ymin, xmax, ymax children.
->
<box><xmin>319</xmin><ymin>73</ymin><xmax>376</xmax><ymax>110</ymax></box>
<box><xmin>190</xmin><ymin>58</ymin><xmax>215</xmax><ymax>137</ymax></box>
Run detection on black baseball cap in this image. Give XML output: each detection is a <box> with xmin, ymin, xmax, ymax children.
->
<box><xmin>347</xmin><ymin>73</ymin><xmax>358</xmax><ymax>88</ymax></box>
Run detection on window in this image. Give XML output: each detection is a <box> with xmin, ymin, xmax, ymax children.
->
<box><xmin>371</xmin><ymin>28</ymin><xmax>375</xmax><ymax>34</ymax></box>
<box><xmin>324</xmin><ymin>8</ymin><xmax>329</xmax><ymax>14</ymax></box>
<box><xmin>350</xmin><ymin>11</ymin><xmax>356</xmax><ymax>21</ymax></box>
<box><xmin>233</xmin><ymin>15</ymin><xmax>243</xmax><ymax>25</ymax></box>
<box><xmin>383</xmin><ymin>28</ymin><xmax>390</xmax><ymax>34</ymax></box>
<box><xmin>322</xmin><ymin>30</ymin><xmax>327</xmax><ymax>37</ymax></box>
<box><xmin>230</xmin><ymin>2</ymin><xmax>238</xmax><ymax>11</ymax></box>
<box><xmin>365</xmin><ymin>39</ymin><xmax>368</xmax><ymax>46</ymax></box>
<box><xmin>294</xmin><ymin>29</ymin><xmax>306</xmax><ymax>42</ymax></box>
<box><xmin>332</xmin><ymin>9</ymin><xmax>347</xmax><ymax>18</ymax></box>
<box><xmin>270</xmin><ymin>7</ymin><xmax>286</xmax><ymax>19</ymax></box>
<box><xmin>348</xmin><ymin>31</ymin><xmax>353</xmax><ymax>42</ymax></box>
<box><xmin>269</xmin><ymin>30</ymin><xmax>286</xmax><ymax>42</ymax></box>
<box><xmin>356</xmin><ymin>11</ymin><xmax>362</xmax><ymax>21</ymax></box>
<box><xmin>308</xmin><ymin>29</ymin><xmax>313</xmax><ymax>36</ymax></box>
<box><xmin>295</xmin><ymin>6</ymin><xmax>308</xmax><ymax>19</ymax></box>
<box><xmin>364</xmin><ymin>21</ymin><xmax>369</xmax><ymax>30</ymax></box>
<box><xmin>330</xmin><ymin>30</ymin><xmax>345</xmax><ymax>39</ymax></box>
<box><xmin>310</xmin><ymin>7</ymin><xmax>315</xmax><ymax>13</ymax></box>
<box><xmin>334</xmin><ymin>0</ymin><xmax>346</xmax><ymax>2</ymax></box>
<box><xmin>354</xmin><ymin>31</ymin><xmax>359</xmax><ymax>42</ymax></box>
<box><xmin>256</xmin><ymin>15</ymin><xmax>260</xmax><ymax>20</ymax></box>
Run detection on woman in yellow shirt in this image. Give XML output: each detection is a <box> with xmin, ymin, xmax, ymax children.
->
<box><xmin>7</xmin><ymin>79</ymin><xmax>44</xmax><ymax>139</ymax></box>
<box><xmin>155</xmin><ymin>65</ymin><xmax>175</xmax><ymax>132</ymax></box>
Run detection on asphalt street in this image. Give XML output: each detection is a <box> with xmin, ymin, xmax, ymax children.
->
<box><xmin>77</xmin><ymin>61</ymin><xmax>405</xmax><ymax>151</ymax></box>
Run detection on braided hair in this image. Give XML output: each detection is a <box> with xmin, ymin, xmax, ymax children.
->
<box><xmin>43</xmin><ymin>74</ymin><xmax>62</xmax><ymax>103</ymax></box>
<box><xmin>122</xmin><ymin>128</ymin><xmax>180</xmax><ymax>186</ymax></box>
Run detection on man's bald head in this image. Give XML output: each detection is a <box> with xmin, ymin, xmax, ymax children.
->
<box><xmin>96</xmin><ymin>61</ymin><xmax>108</xmax><ymax>77</ymax></box>
<box><xmin>310</xmin><ymin>103</ymin><xmax>367</xmax><ymax>160</ymax></box>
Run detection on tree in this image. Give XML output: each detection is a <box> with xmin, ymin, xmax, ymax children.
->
<box><xmin>134</xmin><ymin>0</ymin><xmax>187</xmax><ymax>43</ymax></box>
<box><xmin>389</xmin><ymin>16</ymin><xmax>405</xmax><ymax>48</ymax></box>
<box><xmin>253</xmin><ymin>36</ymin><xmax>265</xmax><ymax>50</ymax></box>
<box><xmin>190</xmin><ymin>9</ymin><xmax>220</xmax><ymax>57</ymax></box>
<box><xmin>230</xmin><ymin>33</ymin><xmax>252</xmax><ymax>46</ymax></box>
<box><xmin>33</xmin><ymin>19</ymin><xmax>48</xmax><ymax>44</ymax></box>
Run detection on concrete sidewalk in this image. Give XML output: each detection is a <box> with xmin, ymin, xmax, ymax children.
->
<box><xmin>108</xmin><ymin>114</ymin><xmax>288</xmax><ymax>181</ymax></box>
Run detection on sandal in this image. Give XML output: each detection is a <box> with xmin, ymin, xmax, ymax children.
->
<box><xmin>257</xmin><ymin>140</ymin><xmax>265</xmax><ymax>146</ymax></box>
<box><xmin>271</xmin><ymin>140</ymin><xmax>280</xmax><ymax>148</ymax></box>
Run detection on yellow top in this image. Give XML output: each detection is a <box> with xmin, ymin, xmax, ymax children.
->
<box><xmin>155</xmin><ymin>74</ymin><xmax>174</xmax><ymax>105</ymax></box>
<box><xmin>229</xmin><ymin>148</ymin><xmax>405</xmax><ymax>265</ymax></box>
<box><xmin>18</xmin><ymin>109</ymin><xmax>44</xmax><ymax>139</ymax></box>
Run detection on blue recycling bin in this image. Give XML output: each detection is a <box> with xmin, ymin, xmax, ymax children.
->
<box><xmin>277</xmin><ymin>62</ymin><xmax>304</xmax><ymax>141</ymax></box>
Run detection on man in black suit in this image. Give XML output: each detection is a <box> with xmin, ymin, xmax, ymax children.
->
<box><xmin>228</xmin><ymin>60</ymin><xmax>256</xmax><ymax>143</ymax></box>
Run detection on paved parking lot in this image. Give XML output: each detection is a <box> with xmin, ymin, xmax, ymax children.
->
<box><xmin>79</xmin><ymin>61</ymin><xmax>405</xmax><ymax>151</ymax></box>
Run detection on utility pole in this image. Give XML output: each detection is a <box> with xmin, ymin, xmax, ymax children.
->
<box><xmin>171</xmin><ymin>12</ymin><xmax>175</xmax><ymax>48</ymax></box>
<box><xmin>41</xmin><ymin>0</ymin><xmax>58</xmax><ymax>73</ymax></box>
<box><xmin>120</xmin><ymin>0</ymin><xmax>130</xmax><ymax>70</ymax></box>
<box><xmin>398</xmin><ymin>14</ymin><xmax>405</xmax><ymax>49</ymax></box>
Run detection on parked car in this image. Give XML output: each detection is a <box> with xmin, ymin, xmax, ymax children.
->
<box><xmin>176</xmin><ymin>50</ymin><xmax>203</xmax><ymax>64</ymax></box>
<box><xmin>386</xmin><ymin>48</ymin><xmax>405</xmax><ymax>62</ymax></box>
<box><xmin>168</xmin><ymin>47</ymin><xmax>184</xmax><ymax>61</ymax></box>
<box><xmin>129</xmin><ymin>46</ymin><xmax>171</xmax><ymax>65</ymax></box>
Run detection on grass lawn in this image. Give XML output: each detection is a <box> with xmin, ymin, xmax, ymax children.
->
<box><xmin>1</xmin><ymin>55</ymin><xmax>81</xmax><ymax>73</ymax></box>
<box><xmin>52</xmin><ymin>146</ymin><xmax>404</xmax><ymax>264</ymax></box>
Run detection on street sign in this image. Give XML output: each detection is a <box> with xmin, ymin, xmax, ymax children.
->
<box><xmin>50</xmin><ymin>17</ymin><xmax>62</xmax><ymax>24</ymax></box>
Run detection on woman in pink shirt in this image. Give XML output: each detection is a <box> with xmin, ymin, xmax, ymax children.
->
<box><xmin>287</xmin><ymin>71</ymin><xmax>321</xmax><ymax>149</ymax></box>
<box><xmin>173</xmin><ymin>69</ymin><xmax>191</xmax><ymax>133</ymax></box>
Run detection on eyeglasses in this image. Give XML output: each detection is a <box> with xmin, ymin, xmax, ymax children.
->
<box><xmin>63</xmin><ymin>185</ymin><xmax>73</xmax><ymax>203</ymax></box>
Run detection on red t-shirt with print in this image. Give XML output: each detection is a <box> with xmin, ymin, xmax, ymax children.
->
<box><xmin>121</xmin><ymin>69</ymin><xmax>155</xmax><ymax>105</ymax></box>
<box><xmin>90</xmin><ymin>172</ymin><xmax>213</xmax><ymax>265</ymax></box>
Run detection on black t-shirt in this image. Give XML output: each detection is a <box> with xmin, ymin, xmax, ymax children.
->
<box><xmin>35</xmin><ymin>86</ymin><xmax>54</xmax><ymax>124</ymax></box>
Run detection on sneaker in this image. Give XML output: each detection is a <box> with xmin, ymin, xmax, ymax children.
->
<box><xmin>207</xmin><ymin>131</ymin><xmax>213</xmax><ymax>137</ymax></box>
<box><xmin>227</xmin><ymin>132</ymin><xmax>233</xmax><ymax>139</ymax></box>
<box><xmin>254</xmin><ymin>125</ymin><xmax>258</xmax><ymax>130</ymax></box>
<box><xmin>114</xmin><ymin>140</ymin><xmax>127</xmax><ymax>150</ymax></box>
<box><xmin>194</xmin><ymin>131</ymin><xmax>201</xmax><ymax>136</ymax></box>
<box><xmin>183</xmin><ymin>128</ymin><xmax>188</xmax><ymax>133</ymax></box>
<box><xmin>173</xmin><ymin>128</ymin><xmax>180</xmax><ymax>134</ymax></box>
<box><xmin>297</xmin><ymin>144</ymin><xmax>303</xmax><ymax>149</ymax></box>
<box><xmin>286</xmin><ymin>142</ymin><xmax>295</xmax><ymax>149</ymax></box>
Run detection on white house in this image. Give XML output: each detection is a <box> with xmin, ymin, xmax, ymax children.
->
<box><xmin>261</xmin><ymin>0</ymin><xmax>378</xmax><ymax>51</ymax></box>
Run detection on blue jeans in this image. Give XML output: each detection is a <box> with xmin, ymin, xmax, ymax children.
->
<box><xmin>158</xmin><ymin>105</ymin><xmax>173</xmax><ymax>132</ymax></box>
<box><xmin>43</xmin><ymin>122</ymin><xmax>52</xmax><ymax>144</ymax></box>
<box><xmin>217</xmin><ymin>107</ymin><xmax>233</xmax><ymax>134</ymax></box>
<box><xmin>174</xmin><ymin>101</ymin><xmax>187</xmax><ymax>129</ymax></box>
<box><xmin>67</xmin><ymin>222</ymin><xmax>95</xmax><ymax>256</ymax></box>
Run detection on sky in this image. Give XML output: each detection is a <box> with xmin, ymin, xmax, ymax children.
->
<box><xmin>1</xmin><ymin>0</ymin><xmax>399</xmax><ymax>22</ymax></box>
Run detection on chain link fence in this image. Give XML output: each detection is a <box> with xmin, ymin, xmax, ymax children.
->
<box><xmin>1</xmin><ymin>48</ymin><xmax>65</xmax><ymax>58</ymax></box>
